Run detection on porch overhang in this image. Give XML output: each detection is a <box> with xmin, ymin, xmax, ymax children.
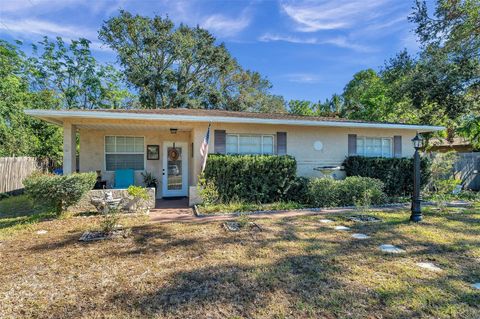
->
<box><xmin>24</xmin><ymin>109</ymin><xmax>445</xmax><ymax>132</ymax></box>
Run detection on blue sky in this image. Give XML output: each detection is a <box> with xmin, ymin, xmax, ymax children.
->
<box><xmin>0</xmin><ymin>0</ymin><xmax>428</xmax><ymax>102</ymax></box>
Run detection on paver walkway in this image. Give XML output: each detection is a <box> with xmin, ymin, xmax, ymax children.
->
<box><xmin>149</xmin><ymin>200</ymin><xmax>406</xmax><ymax>224</ymax></box>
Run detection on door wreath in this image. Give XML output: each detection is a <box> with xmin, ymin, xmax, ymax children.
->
<box><xmin>168</xmin><ymin>148</ymin><xmax>180</xmax><ymax>161</ymax></box>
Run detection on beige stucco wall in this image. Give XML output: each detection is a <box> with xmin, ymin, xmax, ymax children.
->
<box><xmin>75</xmin><ymin>118</ymin><xmax>419</xmax><ymax>198</ymax></box>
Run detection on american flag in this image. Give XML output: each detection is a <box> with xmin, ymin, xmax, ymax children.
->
<box><xmin>200</xmin><ymin>123</ymin><xmax>211</xmax><ymax>172</ymax></box>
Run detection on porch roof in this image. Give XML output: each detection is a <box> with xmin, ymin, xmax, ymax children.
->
<box><xmin>24</xmin><ymin>108</ymin><xmax>444</xmax><ymax>132</ymax></box>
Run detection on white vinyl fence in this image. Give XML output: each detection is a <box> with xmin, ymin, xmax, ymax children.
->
<box><xmin>0</xmin><ymin>157</ymin><xmax>42</xmax><ymax>193</ymax></box>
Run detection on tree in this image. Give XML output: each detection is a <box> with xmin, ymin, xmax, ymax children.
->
<box><xmin>99</xmin><ymin>10</ymin><xmax>285</xmax><ymax>112</ymax></box>
<box><xmin>0</xmin><ymin>40</ymin><xmax>62</xmax><ymax>163</ymax></box>
<box><xmin>288</xmin><ymin>100</ymin><xmax>315</xmax><ymax>116</ymax></box>
<box><xmin>29</xmin><ymin>37</ymin><xmax>131</xmax><ymax>109</ymax></box>
<box><xmin>317</xmin><ymin>93</ymin><xmax>344</xmax><ymax>117</ymax></box>
<box><xmin>342</xmin><ymin>69</ymin><xmax>393</xmax><ymax>122</ymax></box>
<box><xmin>221</xmin><ymin>70</ymin><xmax>286</xmax><ymax>113</ymax></box>
<box><xmin>409</xmin><ymin>0</ymin><xmax>480</xmax><ymax>138</ymax></box>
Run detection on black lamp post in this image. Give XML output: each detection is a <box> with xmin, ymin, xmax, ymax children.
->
<box><xmin>410</xmin><ymin>132</ymin><xmax>423</xmax><ymax>222</ymax></box>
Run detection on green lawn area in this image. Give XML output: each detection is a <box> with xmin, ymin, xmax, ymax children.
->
<box><xmin>0</xmin><ymin>204</ymin><xmax>479</xmax><ymax>318</ymax></box>
<box><xmin>0</xmin><ymin>195</ymin><xmax>56</xmax><ymax>239</ymax></box>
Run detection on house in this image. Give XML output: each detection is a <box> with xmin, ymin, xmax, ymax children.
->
<box><xmin>25</xmin><ymin>108</ymin><xmax>443</xmax><ymax>203</ymax></box>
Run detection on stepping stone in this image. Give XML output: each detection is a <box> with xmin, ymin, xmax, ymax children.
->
<box><xmin>36</xmin><ymin>230</ymin><xmax>48</xmax><ymax>235</ymax></box>
<box><xmin>334</xmin><ymin>226</ymin><xmax>350</xmax><ymax>231</ymax></box>
<box><xmin>379</xmin><ymin>244</ymin><xmax>405</xmax><ymax>253</ymax></box>
<box><xmin>416</xmin><ymin>262</ymin><xmax>442</xmax><ymax>272</ymax></box>
<box><xmin>472</xmin><ymin>283</ymin><xmax>480</xmax><ymax>290</ymax></box>
<box><xmin>352</xmin><ymin>233</ymin><xmax>370</xmax><ymax>239</ymax></box>
<box><xmin>319</xmin><ymin>219</ymin><xmax>333</xmax><ymax>223</ymax></box>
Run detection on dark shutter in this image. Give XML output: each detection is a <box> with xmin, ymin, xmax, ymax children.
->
<box><xmin>348</xmin><ymin>134</ymin><xmax>357</xmax><ymax>156</ymax></box>
<box><xmin>276</xmin><ymin>132</ymin><xmax>287</xmax><ymax>155</ymax></box>
<box><xmin>214</xmin><ymin>130</ymin><xmax>226</xmax><ymax>154</ymax></box>
<box><xmin>393</xmin><ymin>135</ymin><xmax>402</xmax><ymax>158</ymax></box>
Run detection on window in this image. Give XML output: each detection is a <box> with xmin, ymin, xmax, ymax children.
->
<box><xmin>226</xmin><ymin>134</ymin><xmax>275</xmax><ymax>155</ymax></box>
<box><xmin>357</xmin><ymin>137</ymin><xmax>392</xmax><ymax>157</ymax></box>
<box><xmin>105</xmin><ymin>136</ymin><xmax>144</xmax><ymax>171</ymax></box>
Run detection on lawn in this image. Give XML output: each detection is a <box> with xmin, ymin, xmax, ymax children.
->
<box><xmin>0</xmin><ymin>205</ymin><xmax>479</xmax><ymax>318</ymax></box>
<box><xmin>0</xmin><ymin>195</ymin><xmax>56</xmax><ymax>239</ymax></box>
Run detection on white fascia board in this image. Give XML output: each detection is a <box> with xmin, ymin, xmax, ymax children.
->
<box><xmin>24</xmin><ymin>109</ymin><xmax>445</xmax><ymax>132</ymax></box>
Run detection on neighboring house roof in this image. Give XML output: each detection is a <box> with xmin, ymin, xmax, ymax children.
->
<box><xmin>429</xmin><ymin>137</ymin><xmax>471</xmax><ymax>147</ymax></box>
<box><xmin>24</xmin><ymin>108</ymin><xmax>445</xmax><ymax>132</ymax></box>
<box><xmin>426</xmin><ymin>137</ymin><xmax>473</xmax><ymax>152</ymax></box>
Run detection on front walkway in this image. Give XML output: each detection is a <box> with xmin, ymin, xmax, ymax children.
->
<box><xmin>149</xmin><ymin>200</ymin><xmax>409</xmax><ymax>224</ymax></box>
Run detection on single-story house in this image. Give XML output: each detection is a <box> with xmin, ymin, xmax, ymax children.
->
<box><xmin>25</xmin><ymin>108</ymin><xmax>444</xmax><ymax>203</ymax></box>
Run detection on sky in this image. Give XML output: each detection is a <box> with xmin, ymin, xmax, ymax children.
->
<box><xmin>0</xmin><ymin>0</ymin><xmax>430</xmax><ymax>102</ymax></box>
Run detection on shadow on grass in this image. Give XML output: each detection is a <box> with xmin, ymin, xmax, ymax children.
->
<box><xmin>0</xmin><ymin>195</ymin><xmax>57</xmax><ymax>234</ymax></box>
<box><xmin>23</xmin><ymin>210</ymin><xmax>480</xmax><ymax>318</ymax></box>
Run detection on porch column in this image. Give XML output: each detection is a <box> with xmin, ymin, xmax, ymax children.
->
<box><xmin>63</xmin><ymin>121</ymin><xmax>77</xmax><ymax>174</ymax></box>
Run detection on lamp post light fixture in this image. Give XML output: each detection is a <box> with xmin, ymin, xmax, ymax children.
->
<box><xmin>410</xmin><ymin>132</ymin><xmax>423</xmax><ymax>222</ymax></box>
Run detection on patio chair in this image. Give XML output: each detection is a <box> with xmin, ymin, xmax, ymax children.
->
<box><xmin>114</xmin><ymin>169</ymin><xmax>134</xmax><ymax>189</ymax></box>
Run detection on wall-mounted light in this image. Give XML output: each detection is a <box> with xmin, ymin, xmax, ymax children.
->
<box><xmin>170</xmin><ymin>128</ymin><xmax>178</xmax><ymax>134</ymax></box>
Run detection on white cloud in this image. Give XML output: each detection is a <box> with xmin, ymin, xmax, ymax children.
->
<box><xmin>201</xmin><ymin>11</ymin><xmax>251</xmax><ymax>37</ymax></box>
<box><xmin>259</xmin><ymin>33</ymin><xmax>317</xmax><ymax>44</ymax></box>
<box><xmin>259</xmin><ymin>33</ymin><xmax>375</xmax><ymax>52</ymax></box>
<box><xmin>0</xmin><ymin>18</ymin><xmax>96</xmax><ymax>39</ymax></box>
<box><xmin>281</xmin><ymin>0</ymin><xmax>390</xmax><ymax>32</ymax></box>
<box><xmin>283</xmin><ymin>73</ymin><xmax>321</xmax><ymax>83</ymax></box>
<box><xmin>0</xmin><ymin>18</ymin><xmax>112</xmax><ymax>51</ymax></box>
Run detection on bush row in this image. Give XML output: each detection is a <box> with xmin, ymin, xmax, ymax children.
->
<box><xmin>204</xmin><ymin>154</ymin><xmax>297</xmax><ymax>203</ymax></box>
<box><xmin>307</xmin><ymin>176</ymin><xmax>387</xmax><ymax>207</ymax></box>
<box><xmin>203</xmin><ymin>155</ymin><xmax>388</xmax><ymax>207</ymax></box>
<box><xmin>24</xmin><ymin>172</ymin><xmax>97</xmax><ymax>214</ymax></box>
<box><xmin>343</xmin><ymin>156</ymin><xmax>431</xmax><ymax>197</ymax></box>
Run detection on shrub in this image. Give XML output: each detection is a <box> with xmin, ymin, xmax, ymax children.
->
<box><xmin>24</xmin><ymin>172</ymin><xmax>96</xmax><ymax>215</ymax></box>
<box><xmin>308</xmin><ymin>178</ymin><xmax>338</xmax><ymax>207</ymax></box>
<box><xmin>101</xmin><ymin>208</ymin><xmax>120</xmax><ymax>233</ymax></box>
<box><xmin>336</xmin><ymin>176</ymin><xmax>386</xmax><ymax>206</ymax></box>
<box><xmin>285</xmin><ymin>176</ymin><xmax>310</xmax><ymax>203</ymax></box>
<box><xmin>127</xmin><ymin>185</ymin><xmax>150</xmax><ymax>213</ymax></box>
<box><xmin>127</xmin><ymin>185</ymin><xmax>149</xmax><ymax>200</ymax></box>
<box><xmin>197</xmin><ymin>173</ymin><xmax>219</xmax><ymax>205</ymax></box>
<box><xmin>307</xmin><ymin>176</ymin><xmax>387</xmax><ymax>207</ymax></box>
<box><xmin>204</xmin><ymin>154</ymin><xmax>297</xmax><ymax>203</ymax></box>
<box><xmin>343</xmin><ymin>156</ymin><xmax>431</xmax><ymax>197</ymax></box>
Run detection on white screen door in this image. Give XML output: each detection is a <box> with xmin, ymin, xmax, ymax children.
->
<box><xmin>162</xmin><ymin>142</ymin><xmax>188</xmax><ymax>197</ymax></box>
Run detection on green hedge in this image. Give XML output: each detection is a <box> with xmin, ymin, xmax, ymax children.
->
<box><xmin>308</xmin><ymin>176</ymin><xmax>387</xmax><ymax>207</ymax></box>
<box><xmin>24</xmin><ymin>172</ymin><xmax>96</xmax><ymax>214</ymax></box>
<box><xmin>204</xmin><ymin>154</ymin><xmax>297</xmax><ymax>203</ymax></box>
<box><xmin>343</xmin><ymin>156</ymin><xmax>431</xmax><ymax>197</ymax></box>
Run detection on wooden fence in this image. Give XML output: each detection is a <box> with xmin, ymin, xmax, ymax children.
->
<box><xmin>0</xmin><ymin>157</ymin><xmax>43</xmax><ymax>194</ymax></box>
<box><xmin>454</xmin><ymin>152</ymin><xmax>480</xmax><ymax>191</ymax></box>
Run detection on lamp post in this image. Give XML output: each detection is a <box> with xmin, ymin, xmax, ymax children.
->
<box><xmin>410</xmin><ymin>132</ymin><xmax>423</xmax><ymax>222</ymax></box>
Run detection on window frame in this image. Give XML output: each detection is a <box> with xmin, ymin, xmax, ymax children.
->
<box><xmin>226</xmin><ymin>133</ymin><xmax>276</xmax><ymax>155</ymax></box>
<box><xmin>356</xmin><ymin>136</ymin><xmax>393</xmax><ymax>158</ymax></box>
<box><xmin>104</xmin><ymin>135</ymin><xmax>146</xmax><ymax>172</ymax></box>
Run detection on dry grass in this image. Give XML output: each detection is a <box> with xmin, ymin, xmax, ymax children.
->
<box><xmin>0</xmin><ymin>206</ymin><xmax>479</xmax><ymax>318</ymax></box>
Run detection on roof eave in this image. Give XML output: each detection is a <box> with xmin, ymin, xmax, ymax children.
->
<box><xmin>24</xmin><ymin>110</ymin><xmax>445</xmax><ymax>132</ymax></box>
